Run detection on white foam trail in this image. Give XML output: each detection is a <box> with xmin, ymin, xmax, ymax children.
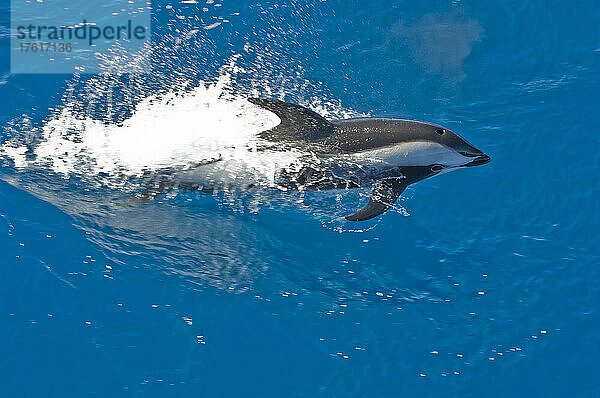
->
<box><xmin>5</xmin><ymin>73</ymin><xmax>286</xmax><ymax>176</ymax></box>
<box><xmin>1</xmin><ymin>75</ymin><xmax>325</xmax><ymax>194</ymax></box>
<box><xmin>1</xmin><ymin>56</ymin><xmax>363</xmax><ymax>197</ymax></box>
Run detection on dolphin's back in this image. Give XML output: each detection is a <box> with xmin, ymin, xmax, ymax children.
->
<box><xmin>248</xmin><ymin>98</ymin><xmax>437</xmax><ymax>154</ymax></box>
<box><xmin>327</xmin><ymin>118</ymin><xmax>437</xmax><ymax>153</ymax></box>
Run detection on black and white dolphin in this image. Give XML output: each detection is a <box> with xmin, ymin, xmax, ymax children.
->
<box><xmin>245</xmin><ymin>98</ymin><xmax>490</xmax><ymax>221</ymax></box>
<box><xmin>131</xmin><ymin>98</ymin><xmax>490</xmax><ymax>221</ymax></box>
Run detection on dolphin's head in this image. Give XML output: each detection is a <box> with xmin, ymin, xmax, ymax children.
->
<box><xmin>418</xmin><ymin>122</ymin><xmax>490</xmax><ymax>169</ymax></box>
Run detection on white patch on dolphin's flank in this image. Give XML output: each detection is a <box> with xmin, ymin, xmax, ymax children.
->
<box><xmin>353</xmin><ymin>141</ymin><xmax>471</xmax><ymax>167</ymax></box>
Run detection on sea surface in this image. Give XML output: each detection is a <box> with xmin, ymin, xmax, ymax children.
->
<box><xmin>1</xmin><ymin>0</ymin><xmax>599</xmax><ymax>396</ymax></box>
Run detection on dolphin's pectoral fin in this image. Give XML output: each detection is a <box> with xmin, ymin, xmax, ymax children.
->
<box><xmin>248</xmin><ymin>98</ymin><xmax>334</xmax><ymax>142</ymax></box>
<box><xmin>345</xmin><ymin>178</ymin><xmax>408</xmax><ymax>221</ymax></box>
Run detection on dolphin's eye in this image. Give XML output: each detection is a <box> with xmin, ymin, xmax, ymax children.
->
<box><xmin>431</xmin><ymin>165</ymin><xmax>443</xmax><ymax>172</ymax></box>
<box><xmin>436</xmin><ymin>129</ymin><xmax>445</xmax><ymax>135</ymax></box>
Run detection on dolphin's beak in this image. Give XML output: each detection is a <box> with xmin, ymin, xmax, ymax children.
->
<box><xmin>463</xmin><ymin>153</ymin><xmax>491</xmax><ymax>167</ymax></box>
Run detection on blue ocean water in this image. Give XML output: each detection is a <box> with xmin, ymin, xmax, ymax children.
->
<box><xmin>1</xmin><ymin>0</ymin><xmax>599</xmax><ymax>396</ymax></box>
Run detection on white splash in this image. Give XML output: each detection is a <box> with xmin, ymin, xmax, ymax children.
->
<box><xmin>0</xmin><ymin>72</ymin><xmax>312</xmax><ymax>185</ymax></box>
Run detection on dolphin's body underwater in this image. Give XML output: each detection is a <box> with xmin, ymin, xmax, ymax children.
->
<box><xmin>136</xmin><ymin>98</ymin><xmax>490</xmax><ymax>221</ymax></box>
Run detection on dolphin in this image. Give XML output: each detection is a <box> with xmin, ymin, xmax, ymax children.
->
<box><xmin>129</xmin><ymin>98</ymin><xmax>490</xmax><ymax>221</ymax></box>
<box><xmin>245</xmin><ymin>98</ymin><xmax>490</xmax><ymax>221</ymax></box>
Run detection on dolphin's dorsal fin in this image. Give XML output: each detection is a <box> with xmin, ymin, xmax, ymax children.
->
<box><xmin>248</xmin><ymin>98</ymin><xmax>334</xmax><ymax>142</ymax></box>
<box><xmin>345</xmin><ymin>178</ymin><xmax>408</xmax><ymax>221</ymax></box>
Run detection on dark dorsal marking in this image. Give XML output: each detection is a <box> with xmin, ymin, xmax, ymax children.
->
<box><xmin>248</xmin><ymin>98</ymin><xmax>334</xmax><ymax>142</ymax></box>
